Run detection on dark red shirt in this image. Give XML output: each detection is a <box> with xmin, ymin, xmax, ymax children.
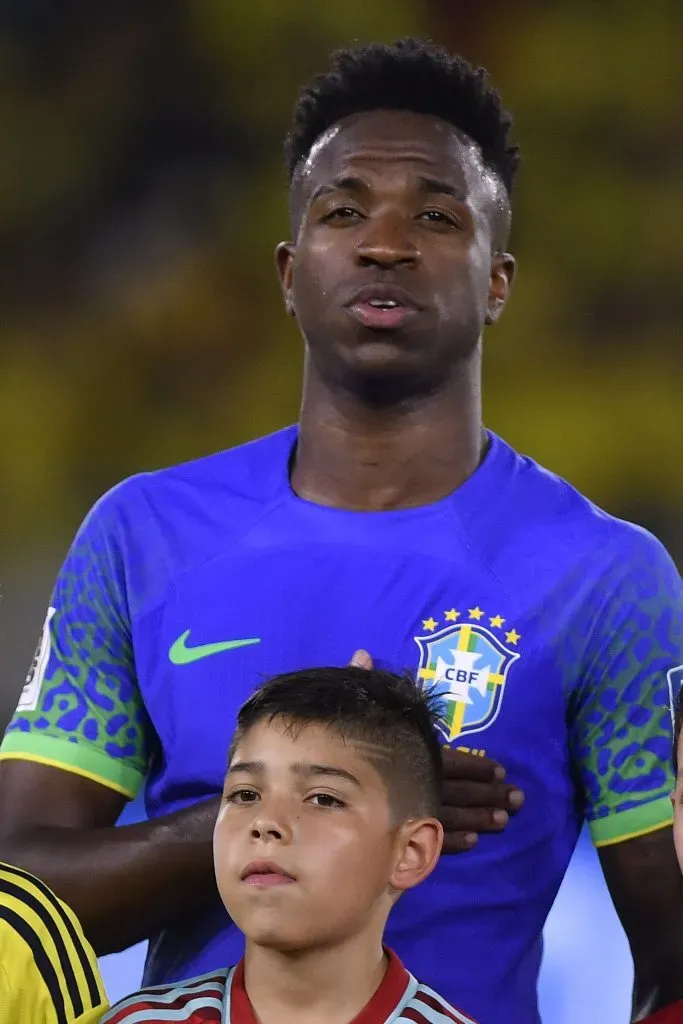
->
<box><xmin>643</xmin><ymin>1002</ymin><xmax>683</xmax><ymax>1024</ymax></box>
<box><xmin>101</xmin><ymin>949</ymin><xmax>478</xmax><ymax>1023</ymax></box>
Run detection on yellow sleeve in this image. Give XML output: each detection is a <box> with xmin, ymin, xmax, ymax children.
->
<box><xmin>75</xmin><ymin>1010</ymin><xmax>109</xmax><ymax>1024</ymax></box>
<box><xmin>0</xmin><ymin>863</ymin><xmax>108</xmax><ymax>1024</ymax></box>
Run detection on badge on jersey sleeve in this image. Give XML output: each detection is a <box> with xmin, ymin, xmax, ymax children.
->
<box><xmin>414</xmin><ymin>606</ymin><xmax>521</xmax><ymax>743</ymax></box>
<box><xmin>18</xmin><ymin>607</ymin><xmax>57</xmax><ymax>712</ymax></box>
<box><xmin>668</xmin><ymin>665</ymin><xmax>683</xmax><ymax>729</ymax></box>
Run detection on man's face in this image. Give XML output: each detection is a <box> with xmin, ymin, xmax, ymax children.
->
<box><xmin>214</xmin><ymin>718</ymin><xmax>440</xmax><ymax>952</ymax></box>
<box><xmin>277</xmin><ymin>109</ymin><xmax>514</xmax><ymax>396</ymax></box>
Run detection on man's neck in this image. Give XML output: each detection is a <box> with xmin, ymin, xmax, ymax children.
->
<box><xmin>243</xmin><ymin>935</ymin><xmax>388</xmax><ymax>1024</ymax></box>
<box><xmin>292</xmin><ymin>354</ymin><xmax>484</xmax><ymax>511</ymax></box>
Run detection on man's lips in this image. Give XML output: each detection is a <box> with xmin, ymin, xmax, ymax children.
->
<box><xmin>241</xmin><ymin>860</ymin><xmax>296</xmax><ymax>887</ymax></box>
<box><xmin>343</xmin><ymin>284</ymin><xmax>423</xmax><ymax>330</ymax></box>
<box><xmin>347</xmin><ymin>303</ymin><xmax>419</xmax><ymax>330</ymax></box>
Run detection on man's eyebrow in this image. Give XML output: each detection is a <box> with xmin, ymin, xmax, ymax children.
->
<box><xmin>309</xmin><ymin>174</ymin><xmax>467</xmax><ymax>205</ymax></box>
<box><xmin>416</xmin><ymin>175</ymin><xmax>467</xmax><ymax>202</ymax></box>
<box><xmin>309</xmin><ymin>175</ymin><xmax>367</xmax><ymax>204</ymax></box>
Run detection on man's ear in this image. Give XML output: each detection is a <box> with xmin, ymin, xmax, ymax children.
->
<box><xmin>275</xmin><ymin>241</ymin><xmax>296</xmax><ymax>317</ymax></box>
<box><xmin>485</xmin><ymin>251</ymin><xmax>516</xmax><ymax>326</ymax></box>
<box><xmin>389</xmin><ymin>817</ymin><xmax>443</xmax><ymax>895</ymax></box>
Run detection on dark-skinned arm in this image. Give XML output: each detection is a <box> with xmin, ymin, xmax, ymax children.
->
<box><xmin>0</xmin><ymin>759</ymin><xmax>220</xmax><ymax>955</ymax></box>
<box><xmin>568</xmin><ymin>533</ymin><xmax>683</xmax><ymax>1019</ymax></box>
<box><xmin>0</xmin><ymin>481</ymin><xmax>228</xmax><ymax>953</ymax></box>
<box><xmin>599</xmin><ymin>827</ymin><xmax>683</xmax><ymax>1020</ymax></box>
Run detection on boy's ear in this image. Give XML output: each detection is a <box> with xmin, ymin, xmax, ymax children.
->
<box><xmin>388</xmin><ymin>818</ymin><xmax>443</xmax><ymax>894</ymax></box>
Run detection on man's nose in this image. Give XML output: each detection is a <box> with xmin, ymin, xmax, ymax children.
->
<box><xmin>355</xmin><ymin>212</ymin><xmax>420</xmax><ymax>270</ymax></box>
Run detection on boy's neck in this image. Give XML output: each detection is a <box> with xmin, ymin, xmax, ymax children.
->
<box><xmin>242</xmin><ymin>933</ymin><xmax>389</xmax><ymax>1024</ymax></box>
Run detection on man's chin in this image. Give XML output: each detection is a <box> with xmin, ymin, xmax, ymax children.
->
<box><xmin>342</xmin><ymin>355</ymin><xmax>441</xmax><ymax>406</ymax></box>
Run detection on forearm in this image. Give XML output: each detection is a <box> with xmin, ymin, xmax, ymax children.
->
<box><xmin>632</xmin><ymin>945</ymin><xmax>683</xmax><ymax>1021</ymax></box>
<box><xmin>599</xmin><ymin>828</ymin><xmax>683</xmax><ymax>1022</ymax></box>
<box><xmin>0</xmin><ymin>796</ymin><xmax>221</xmax><ymax>955</ymax></box>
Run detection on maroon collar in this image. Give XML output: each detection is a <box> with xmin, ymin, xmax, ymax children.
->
<box><xmin>641</xmin><ymin>1002</ymin><xmax>683</xmax><ymax>1024</ymax></box>
<box><xmin>229</xmin><ymin>949</ymin><xmax>411</xmax><ymax>1024</ymax></box>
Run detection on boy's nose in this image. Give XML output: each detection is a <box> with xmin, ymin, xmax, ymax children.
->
<box><xmin>250</xmin><ymin>813</ymin><xmax>292</xmax><ymax>843</ymax></box>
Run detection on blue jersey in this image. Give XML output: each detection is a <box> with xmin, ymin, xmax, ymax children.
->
<box><xmin>3</xmin><ymin>427</ymin><xmax>682</xmax><ymax>1024</ymax></box>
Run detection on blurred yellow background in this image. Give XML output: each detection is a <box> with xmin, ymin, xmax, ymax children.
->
<box><xmin>1</xmin><ymin>0</ymin><xmax>681</xmax><ymax>723</ymax></box>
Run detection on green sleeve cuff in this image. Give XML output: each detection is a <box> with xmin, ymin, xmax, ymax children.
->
<box><xmin>0</xmin><ymin>733</ymin><xmax>143</xmax><ymax>800</ymax></box>
<box><xmin>590</xmin><ymin>795</ymin><xmax>673</xmax><ymax>847</ymax></box>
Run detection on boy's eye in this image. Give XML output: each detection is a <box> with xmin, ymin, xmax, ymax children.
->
<box><xmin>307</xmin><ymin>793</ymin><xmax>345</xmax><ymax>808</ymax></box>
<box><xmin>227</xmin><ymin>788</ymin><xmax>260</xmax><ymax>804</ymax></box>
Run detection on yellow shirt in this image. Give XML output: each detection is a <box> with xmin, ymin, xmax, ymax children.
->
<box><xmin>0</xmin><ymin>862</ymin><xmax>108</xmax><ymax>1024</ymax></box>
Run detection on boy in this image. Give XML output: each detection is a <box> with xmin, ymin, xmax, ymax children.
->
<box><xmin>101</xmin><ymin>667</ymin><xmax>478</xmax><ymax>1023</ymax></box>
<box><xmin>0</xmin><ymin>861</ymin><xmax>108</xmax><ymax>1023</ymax></box>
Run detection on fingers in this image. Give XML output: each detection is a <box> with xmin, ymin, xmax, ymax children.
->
<box><xmin>349</xmin><ymin>649</ymin><xmax>373</xmax><ymax>669</ymax></box>
<box><xmin>441</xmin><ymin>747</ymin><xmax>507</xmax><ymax>784</ymax></box>
<box><xmin>507</xmin><ymin>787</ymin><xmax>524</xmax><ymax>811</ymax></box>
<box><xmin>441</xmin><ymin>778</ymin><xmax>524</xmax><ymax>813</ymax></box>
<box><xmin>439</xmin><ymin>805</ymin><xmax>512</xmax><ymax>836</ymax></box>
<box><xmin>439</xmin><ymin>801</ymin><xmax>523</xmax><ymax>854</ymax></box>
<box><xmin>441</xmin><ymin>831</ymin><xmax>480</xmax><ymax>855</ymax></box>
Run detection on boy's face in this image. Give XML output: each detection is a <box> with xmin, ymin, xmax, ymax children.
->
<box><xmin>213</xmin><ymin>717</ymin><xmax>441</xmax><ymax>952</ymax></box>
<box><xmin>673</xmin><ymin>731</ymin><xmax>683</xmax><ymax>872</ymax></box>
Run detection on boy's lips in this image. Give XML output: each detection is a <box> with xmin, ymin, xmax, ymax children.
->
<box><xmin>241</xmin><ymin>860</ymin><xmax>296</xmax><ymax>887</ymax></box>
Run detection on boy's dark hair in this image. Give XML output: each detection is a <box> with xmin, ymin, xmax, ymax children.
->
<box><xmin>285</xmin><ymin>38</ymin><xmax>520</xmax><ymax>196</ymax></box>
<box><xmin>230</xmin><ymin>666</ymin><xmax>444</xmax><ymax>819</ymax></box>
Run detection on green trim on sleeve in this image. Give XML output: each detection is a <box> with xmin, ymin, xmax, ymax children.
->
<box><xmin>590</xmin><ymin>795</ymin><xmax>673</xmax><ymax>847</ymax></box>
<box><xmin>0</xmin><ymin>733</ymin><xmax>143</xmax><ymax>800</ymax></box>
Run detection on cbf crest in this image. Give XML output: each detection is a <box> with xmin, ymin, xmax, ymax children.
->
<box><xmin>415</xmin><ymin>607</ymin><xmax>521</xmax><ymax>743</ymax></box>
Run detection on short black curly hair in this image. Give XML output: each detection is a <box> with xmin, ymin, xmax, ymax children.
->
<box><xmin>285</xmin><ymin>38</ymin><xmax>520</xmax><ymax>197</ymax></box>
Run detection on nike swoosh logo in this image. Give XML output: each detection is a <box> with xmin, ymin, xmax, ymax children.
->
<box><xmin>169</xmin><ymin>630</ymin><xmax>261</xmax><ymax>665</ymax></box>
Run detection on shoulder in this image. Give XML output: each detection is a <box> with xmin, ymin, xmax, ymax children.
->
<box><xmin>63</xmin><ymin>425</ymin><xmax>297</xmax><ymax>614</ymax></box>
<box><xmin>0</xmin><ymin>862</ymin><xmax>107</xmax><ymax>1022</ymax></box>
<box><xmin>490</xmin><ymin>434</ymin><xmax>678</xmax><ymax>586</ymax></box>
<box><xmin>93</xmin><ymin>424</ymin><xmax>296</xmax><ymax>525</ymax></box>
<box><xmin>399</xmin><ymin>979</ymin><xmax>479</xmax><ymax>1023</ymax></box>
<box><xmin>101</xmin><ymin>970</ymin><xmax>229</xmax><ymax>1022</ymax></box>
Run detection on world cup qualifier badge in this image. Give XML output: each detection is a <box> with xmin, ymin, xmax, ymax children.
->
<box><xmin>414</xmin><ymin>606</ymin><xmax>521</xmax><ymax>743</ymax></box>
<box><xmin>18</xmin><ymin>607</ymin><xmax>57</xmax><ymax>712</ymax></box>
<box><xmin>668</xmin><ymin>665</ymin><xmax>683</xmax><ymax>729</ymax></box>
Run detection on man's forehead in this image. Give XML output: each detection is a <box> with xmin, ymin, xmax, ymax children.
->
<box><xmin>301</xmin><ymin>110</ymin><xmax>484</xmax><ymax>193</ymax></box>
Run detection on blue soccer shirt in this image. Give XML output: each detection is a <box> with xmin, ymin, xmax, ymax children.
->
<box><xmin>3</xmin><ymin>427</ymin><xmax>682</xmax><ymax>1024</ymax></box>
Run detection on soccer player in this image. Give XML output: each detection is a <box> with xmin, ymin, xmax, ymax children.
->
<box><xmin>0</xmin><ymin>38</ymin><xmax>681</xmax><ymax>1024</ymax></box>
<box><xmin>0</xmin><ymin>862</ymin><xmax>108</xmax><ymax>1023</ymax></box>
<box><xmin>101</xmin><ymin>667</ymin><xmax>477</xmax><ymax>1024</ymax></box>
